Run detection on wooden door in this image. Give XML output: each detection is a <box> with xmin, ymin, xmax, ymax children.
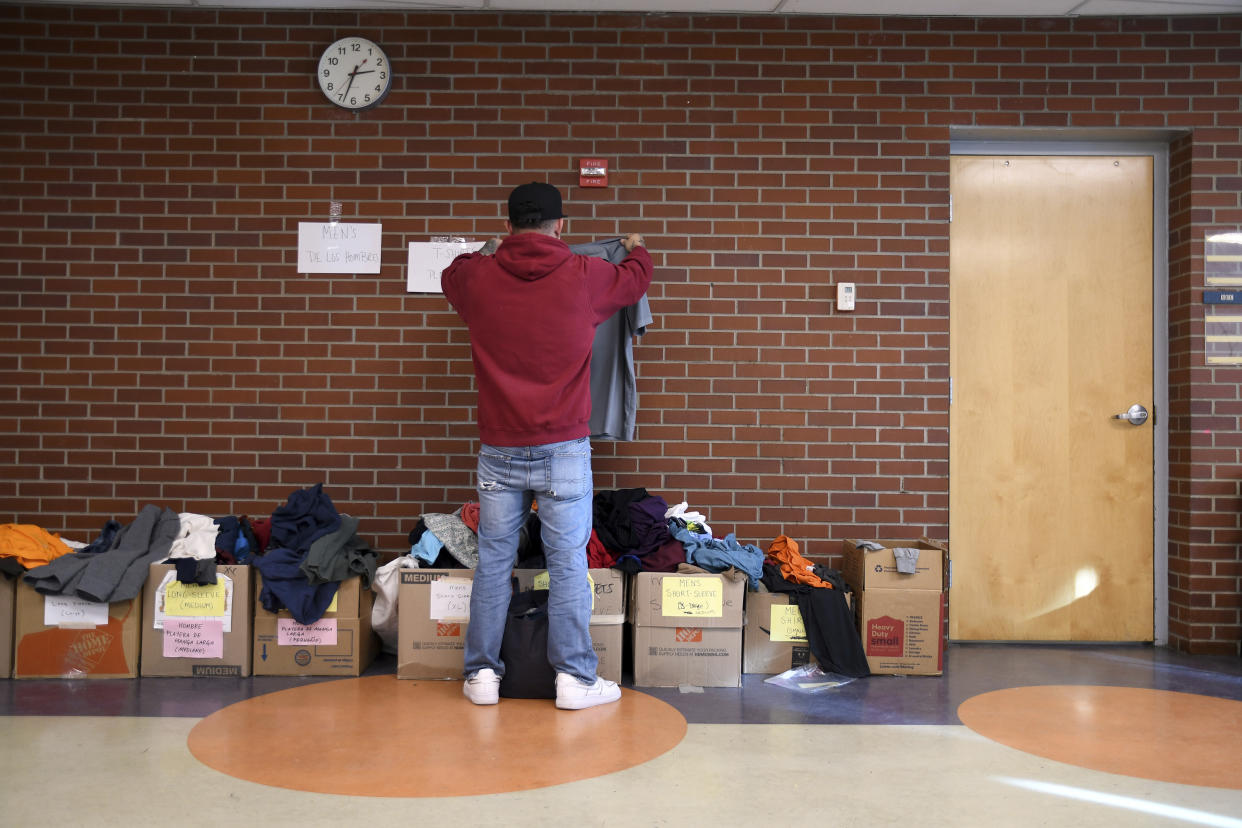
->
<box><xmin>949</xmin><ymin>155</ymin><xmax>1154</xmax><ymax>641</ymax></box>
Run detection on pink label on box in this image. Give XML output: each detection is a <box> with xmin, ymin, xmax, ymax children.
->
<box><xmin>277</xmin><ymin>617</ymin><xmax>337</xmax><ymax>646</ymax></box>
<box><xmin>163</xmin><ymin>618</ymin><xmax>224</xmax><ymax>659</ymax></box>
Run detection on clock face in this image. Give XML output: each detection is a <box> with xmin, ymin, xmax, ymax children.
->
<box><xmin>318</xmin><ymin>36</ymin><xmax>392</xmax><ymax>111</ymax></box>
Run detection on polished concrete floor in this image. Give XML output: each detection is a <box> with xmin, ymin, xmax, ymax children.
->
<box><xmin>2</xmin><ymin>643</ymin><xmax>1241</xmax><ymax>827</ymax></box>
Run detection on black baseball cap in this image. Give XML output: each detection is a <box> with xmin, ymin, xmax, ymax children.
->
<box><xmin>507</xmin><ymin>182</ymin><xmax>566</xmax><ymax>224</ymax></box>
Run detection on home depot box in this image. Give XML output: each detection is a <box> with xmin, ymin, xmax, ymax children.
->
<box><xmin>397</xmin><ymin>569</ymin><xmax>475</xmax><ymax>679</ymax></box>
<box><xmin>140</xmin><ymin>563</ymin><xmax>253</xmax><ymax>678</ymax></box>
<box><xmin>629</xmin><ymin>572</ymin><xmax>745</xmax><ymax>688</ymax></box>
<box><xmin>13</xmin><ymin>580</ymin><xmax>141</xmax><ymax>679</ymax></box>
<box><xmin>252</xmin><ymin>573</ymin><xmax>378</xmax><ymax>676</ymax></box>
<box><xmin>513</xmin><ymin>567</ymin><xmax>626</xmax><ymax>683</ymax></box>
<box><xmin>842</xmin><ymin>538</ymin><xmax>950</xmax><ymax>676</ymax></box>
<box><xmin>0</xmin><ymin>574</ymin><xmax>15</xmax><ymax>678</ymax></box>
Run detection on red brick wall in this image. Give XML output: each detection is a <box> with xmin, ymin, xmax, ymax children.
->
<box><xmin>1</xmin><ymin>6</ymin><xmax>1239</xmax><ymax>653</ymax></box>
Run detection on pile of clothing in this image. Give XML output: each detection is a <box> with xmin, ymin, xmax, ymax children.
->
<box><xmin>3</xmin><ymin>483</ymin><xmax>377</xmax><ymax>628</ymax></box>
<box><xmin>252</xmin><ymin>483</ymin><xmax>377</xmax><ymax>624</ymax></box>
<box><xmin>760</xmin><ymin>535</ymin><xmax>870</xmax><ymax>678</ymax></box>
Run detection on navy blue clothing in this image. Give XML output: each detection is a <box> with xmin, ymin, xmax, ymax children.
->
<box><xmin>268</xmin><ymin>483</ymin><xmax>341</xmax><ymax>554</ymax></box>
<box><xmin>254</xmin><ymin>546</ymin><xmax>340</xmax><ymax>625</ymax></box>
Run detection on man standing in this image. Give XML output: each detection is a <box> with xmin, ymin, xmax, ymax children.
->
<box><xmin>441</xmin><ymin>182</ymin><xmax>652</xmax><ymax>710</ymax></box>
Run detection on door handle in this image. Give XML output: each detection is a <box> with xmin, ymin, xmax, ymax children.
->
<box><xmin>1113</xmin><ymin>403</ymin><xmax>1149</xmax><ymax>426</ymax></box>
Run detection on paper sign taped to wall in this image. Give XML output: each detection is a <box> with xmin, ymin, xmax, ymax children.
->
<box><xmin>769</xmin><ymin>604</ymin><xmax>808</xmax><ymax>642</ymax></box>
<box><xmin>163</xmin><ymin>619</ymin><xmax>224</xmax><ymax>659</ymax></box>
<box><xmin>298</xmin><ymin>222</ymin><xmax>382</xmax><ymax>274</ymax></box>
<box><xmin>44</xmin><ymin>594</ymin><xmax>109</xmax><ymax>628</ymax></box>
<box><xmin>661</xmin><ymin>577</ymin><xmax>723</xmax><ymax>617</ymax></box>
<box><xmin>430</xmin><ymin>577</ymin><xmax>473</xmax><ymax>621</ymax></box>
<box><xmin>407</xmin><ymin>241</ymin><xmax>485</xmax><ymax>293</ymax></box>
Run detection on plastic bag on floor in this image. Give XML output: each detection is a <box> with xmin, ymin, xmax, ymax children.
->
<box><xmin>763</xmin><ymin>663</ymin><xmax>856</xmax><ymax>693</ymax></box>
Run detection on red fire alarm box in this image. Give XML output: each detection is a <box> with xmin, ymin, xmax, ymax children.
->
<box><xmin>579</xmin><ymin>159</ymin><xmax>608</xmax><ymax>188</ymax></box>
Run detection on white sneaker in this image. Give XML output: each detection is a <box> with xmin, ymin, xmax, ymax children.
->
<box><xmin>463</xmin><ymin>668</ymin><xmax>500</xmax><ymax>705</ymax></box>
<box><xmin>555</xmin><ymin>672</ymin><xmax>621</xmax><ymax>710</ymax></box>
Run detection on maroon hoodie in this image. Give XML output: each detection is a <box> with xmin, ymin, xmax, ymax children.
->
<box><xmin>442</xmin><ymin>232</ymin><xmax>653</xmax><ymax>447</ymax></box>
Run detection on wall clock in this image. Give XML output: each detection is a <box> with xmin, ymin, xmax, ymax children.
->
<box><xmin>318</xmin><ymin>36</ymin><xmax>392</xmax><ymax>111</ymax></box>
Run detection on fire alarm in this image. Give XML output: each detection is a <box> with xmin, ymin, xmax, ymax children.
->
<box><xmin>579</xmin><ymin>158</ymin><xmax>608</xmax><ymax>188</ymax></box>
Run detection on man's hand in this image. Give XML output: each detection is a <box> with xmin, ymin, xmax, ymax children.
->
<box><xmin>479</xmin><ymin>236</ymin><xmax>503</xmax><ymax>255</ymax></box>
<box><xmin>622</xmin><ymin>233</ymin><xmax>645</xmax><ymax>252</ymax></box>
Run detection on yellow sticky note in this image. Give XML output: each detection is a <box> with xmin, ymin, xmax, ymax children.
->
<box><xmin>531</xmin><ymin>571</ymin><xmax>595</xmax><ymax>610</ymax></box>
<box><xmin>661</xmin><ymin>576</ymin><xmax>723</xmax><ymax>617</ymax></box>
<box><xmin>769</xmin><ymin>604</ymin><xmax>807</xmax><ymax>642</ymax></box>
<box><xmin>327</xmin><ymin>593</ymin><xmax>338</xmax><ymax>614</ymax></box>
<box><xmin>164</xmin><ymin>580</ymin><xmax>227</xmax><ymax>617</ymax></box>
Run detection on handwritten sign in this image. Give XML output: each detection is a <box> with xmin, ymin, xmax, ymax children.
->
<box><xmin>277</xmin><ymin>618</ymin><xmax>338</xmax><ymax>646</ymax></box>
<box><xmin>407</xmin><ymin>241</ymin><xmax>485</xmax><ymax>293</ymax></box>
<box><xmin>152</xmin><ymin>572</ymin><xmax>233</xmax><ymax>633</ymax></box>
<box><xmin>531</xmin><ymin>570</ymin><xmax>595</xmax><ymax>610</ymax></box>
<box><xmin>164</xmin><ymin>580</ymin><xmax>227</xmax><ymax>617</ymax></box>
<box><xmin>769</xmin><ymin>604</ymin><xmax>808</xmax><ymax>642</ymax></box>
<box><xmin>298</xmin><ymin>222</ymin><xmax>382</xmax><ymax>274</ymax></box>
<box><xmin>163</xmin><ymin>619</ymin><xmax>224</xmax><ymax>659</ymax></box>
<box><xmin>44</xmin><ymin>594</ymin><xmax>109</xmax><ymax>628</ymax></box>
<box><xmin>430</xmin><ymin>577</ymin><xmax>473</xmax><ymax>620</ymax></box>
<box><xmin>661</xmin><ymin>576</ymin><xmax>724</xmax><ymax>618</ymax></box>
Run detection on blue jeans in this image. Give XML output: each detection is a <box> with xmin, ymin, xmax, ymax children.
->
<box><xmin>463</xmin><ymin>438</ymin><xmax>598</xmax><ymax>683</ymax></box>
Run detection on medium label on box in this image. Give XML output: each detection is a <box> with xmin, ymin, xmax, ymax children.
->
<box><xmin>867</xmin><ymin>615</ymin><xmax>904</xmax><ymax>657</ymax></box>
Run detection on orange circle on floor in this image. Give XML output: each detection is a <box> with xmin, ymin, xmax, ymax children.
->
<box><xmin>958</xmin><ymin>685</ymin><xmax>1242</xmax><ymax>789</ymax></box>
<box><xmin>188</xmin><ymin>675</ymin><xmax>687</xmax><ymax>797</ymax></box>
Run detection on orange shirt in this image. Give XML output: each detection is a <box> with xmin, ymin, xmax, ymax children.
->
<box><xmin>766</xmin><ymin>535</ymin><xmax>834</xmax><ymax>589</ymax></box>
<box><xmin>0</xmin><ymin>523</ymin><xmax>73</xmax><ymax>569</ymax></box>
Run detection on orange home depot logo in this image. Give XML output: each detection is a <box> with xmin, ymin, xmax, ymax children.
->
<box><xmin>437</xmin><ymin>622</ymin><xmax>461</xmax><ymax>637</ymax></box>
<box><xmin>674</xmin><ymin>627</ymin><xmax>702</xmax><ymax>643</ymax></box>
<box><xmin>866</xmin><ymin>615</ymin><xmax>904</xmax><ymax>657</ymax></box>
<box><xmin>18</xmin><ymin>619</ymin><xmax>129</xmax><ymax>676</ymax></box>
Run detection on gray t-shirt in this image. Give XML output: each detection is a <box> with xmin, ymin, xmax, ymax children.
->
<box><xmin>570</xmin><ymin>237</ymin><xmax>653</xmax><ymax>441</ymax></box>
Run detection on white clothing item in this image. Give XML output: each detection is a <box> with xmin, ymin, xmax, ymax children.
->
<box><xmin>372</xmin><ymin>554</ymin><xmax>420</xmax><ymax>654</ymax></box>
<box><xmin>167</xmin><ymin>512</ymin><xmax>219</xmax><ymax>560</ymax></box>
<box><xmin>664</xmin><ymin>501</ymin><xmax>712</xmax><ymax>537</ymax></box>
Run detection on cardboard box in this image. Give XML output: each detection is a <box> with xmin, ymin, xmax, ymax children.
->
<box><xmin>13</xmin><ymin>580</ymin><xmax>141</xmax><ymax>679</ymax></box>
<box><xmin>842</xmin><ymin>538</ymin><xmax>950</xmax><ymax>676</ymax></box>
<box><xmin>855</xmin><ymin>588</ymin><xmax>946</xmax><ymax>676</ymax></box>
<box><xmin>629</xmin><ymin>571</ymin><xmax>744</xmax><ymax>688</ymax></box>
<box><xmin>140</xmin><ymin>563</ymin><xmax>254</xmax><ymax>678</ymax></box>
<box><xmin>0</xmin><ymin>574</ymin><xmax>15</xmax><ymax>679</ymax></box>
<box><xmin>398</xmin><ymin>568</ymin><xmax>626</xmax><ymax>682</ymax></box>
<box><xmin>252</xmin><ymin>573</ymin><xmax>378</xmax><ymax>677</ymax></box>
<box><xmin>743</xmin><ymin>592</ymin><xmax>811</xmax><ymax>674</ymax></box>
<box><xmin>397</xmin><ymin>569</ymin><xmax>474</xmax><ymax>680</ymax></box>
<box><xmin>841</xmin><ymin>538</ymin><xmax>948</xmax><ymax>592</ymax></box>
<box><xmin>514</xmin><ymin>567</ymin><xmax>626</xmax><ymax>683</ymax></box>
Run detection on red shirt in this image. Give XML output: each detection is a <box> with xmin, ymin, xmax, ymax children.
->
<box><xmin>442</xmin><ymin>233</ymin><xmax>653</xmax><ymax>446</ymax></box>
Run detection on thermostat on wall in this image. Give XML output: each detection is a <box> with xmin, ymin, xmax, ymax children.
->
<box><xmin>838</xmin><ymin>282</ymin><xmax>856</xmax><ymax>311</ymax></box>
